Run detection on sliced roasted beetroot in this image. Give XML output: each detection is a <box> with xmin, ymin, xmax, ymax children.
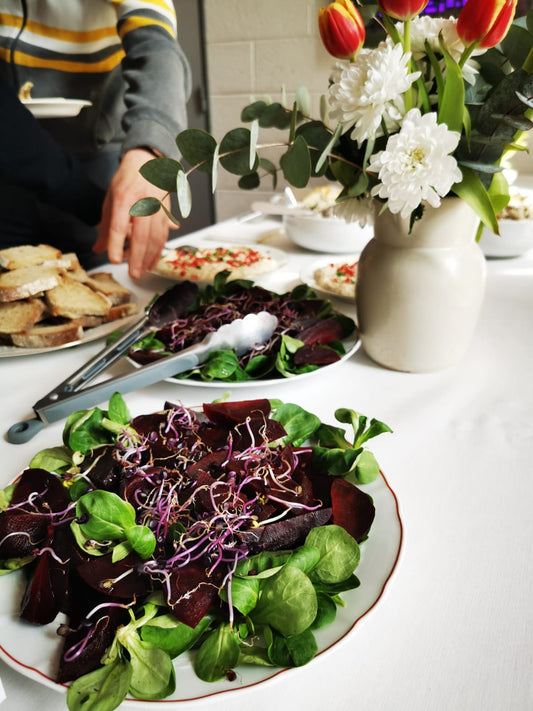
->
<box><xmin>237</xmin><ymin>507</ymin><xmax>332</xmax><ymax>553</ymax></box>
<box><xmin>293</xmin><ymin>344</ymin><xmax>340</xmax><ymax>366</ymax></box>
<box><xmin>232</xmin><ymin>416</ymin><xmax>286</xmax><ymax>450</ymax></box>
<box><xmin>298</xmin><ymin>318</ymin><xmax>344</xmax><ymax>345</ymax></box>
<box><xmin>85</xmin><ymin>447</ymin><xmax>123</xmax><ymax>493</ymax></box>
<box><xmin>57</xmin><ymin>606</ymin><xmax>128</xmax><ymax>683</ymax></box>
<box><xmin>203</xmin><ymin>399</ymin><xmax>271</xmax><ymax>426</ymax></box>
<box><xmin>76</xmin><ymin>553</ymin><xmax>151</xmax><ymax>598</ymax></box>
<box><xmin>186</xmin><ymin>451</ymin><xmax>227</xmax><ymax>482</ymax></box>
<box><xmin>167</xmin><ymin>563</ymin><xmax>222</xmax><ymax>627</ymax></box>
<box><xmin>331</xmin><ymin>478</ymin><xmax>375</xmax><ymax>542</ymax></box>
<box><xmin>0</xmin><ymin>511</ymin><xmax>47</xmax><ymax>557</ymax></box>
<box><xmin>11</xmin><ymin>468</ymin><xmax>70</xmax><ymax>511</ymax></box>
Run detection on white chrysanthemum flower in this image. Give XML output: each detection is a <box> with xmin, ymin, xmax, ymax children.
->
<box><xmin>368</xmin><ymin>108</ymin><xmax>462</xmax><ymax>218</ymax></box>
<box><xmin>332</xmin><ymin>196</ymin><xmax>373</xmax><ymax>227</ymax></box>
<box><xmin>328</xmin><ymin>42</ymin><xmax>420</xmax><ymax>146</ymax></box>
<box><xmin>407</xmin><ymin>16</ymin><xmax>485</xmax><ymax>85</ymax></box>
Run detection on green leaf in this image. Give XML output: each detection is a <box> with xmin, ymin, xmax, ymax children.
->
<box><xmin>252</xmin><ymin>565</ymin><xmax>317</xmax><ymax>636</ymax></box>
<box><xmin>107</xmin><ymin>393</ymin><xmax>130</xmax><ymax>426</ymax></box>
<box><xmin>139</xmin><ymin>157</ymin><xmax>182</xmax><ymax>191</ymax></box>
<box><xmin>306</xmin><ymin>525</ymin><xmax>361</xmax><ymax>584</ymax></box>
<box><xmin>257</xmin><ymin>102</ymin><xmax>292</xmax><ymax>129</ymax></box>
<box><xmin>66</xmin><ymin>657</ymin><xmax>132</xmax><ymax>711</ymax></box>
<box><xmin>219</xmin><ymin>128</ymin><xmax>258</xmax><ymax>175</ymax></box>
<box><xmin>437</xmin><ymin>36</ymin><xmax>464</xmax><ymax>133</ymax></box>
<box><xmin>270</xmin><ymin>402</ymin><xmax>322</xmax><ymax>446</ymax></box>
<box><xmin>315</xmin><ymin>124</ymin><xmax>342</xmax><ymax>173</ymax></box>
<box><xmin>124</xmin><ymin>636</ymin><xmax>176</xmax><ymax>700</ymax></box>
<box><xmin>268</xmin><ymin>628</ymin><xmax>318</xmax><ymax>667</ymax></box>
<box><xmin>141</xmin><ymin>614</ymin><xmax>212</xmax><ymax>658</ymax></box>
<box><xmin>241</xmin><ymin>100</ymin><xmax>268</xmax><ymax>122</ymax></box>
<box><xmin>29</xmin><ymin>446</ymin><xmax>73</xmax><ymax>473</ymax></box>
<box><xmin>280</xmin><ymin>135</ymin><xmax>311</xmax><ymax>188</ymax></box>
<box><xmin>194</xmin><ymin>624</ymin><xmax>240</xmax><ymax>682</ymax></box>
<box><xmin>176</xmin><ymin>128</ymin><xmax>217</xmax><ymax>172</ymax></box>
<box><xmin>124</xmin><ymin>525</ymin><xmax>156</xmax><ymax>560</ymax></box>
<box><xmin>354</xmin><ymin>449</ymin><xmax>381</xmax><ymax>484</ymax></box>
<box><xmin>176</xmin><ymin>169</ymin><xmax>192</xmax><ymax>218</ymax></box>
<box><xmin>452</xmin><ymin>167</ymin><xmax>499</xmax><ymax>234</ymax></box>
<box><xmin>129</xmin><ymin>197</ymin><xmax>161</xmax><ymax>217</ymax></box>
<box><xmin>76</xmin><ymin>490</ymin><xmax>136</xmax><ymax>541</ymax></box>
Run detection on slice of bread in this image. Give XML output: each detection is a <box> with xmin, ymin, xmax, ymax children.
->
<box><xmin>101</xmin><ymin>301</ymin><xmax>139</xmax><ymax>322</ymax></box>
<box><xmin>0</xmin><ymin>266</ymin><xmax>63</xmax><ymax>302</ymax></box>
<box><xmin>85</xmin><ymin>271</ymin><xmax>132</xmax><ymax>305</ymax></box>
<box><xmin>0</xmin><ymin>298</ymin><xmax>46</xmax><ymax>335</ymax></box>
<box><xmin>11</xmin><ymin>321</ymin><xmax>83</xmax><ymax>348</ymax></box>
<box><xmin>0</xmin><ymin>244</ymin><xmax>62</xmax><ymax>270</ymax></box>
<box><xmin>45</xmin><ymin>277</ymin><xmax>112</xmax><ymax>318</ymax></box>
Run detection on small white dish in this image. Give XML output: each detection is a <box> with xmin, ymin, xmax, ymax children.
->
<box><xmin>481</xmin><ymin>219</ymin><xmax>533</xmax><ymax>258</ymax></box>
<box><xmin>283</xmin><ymin>212</ymin><xmax>373</xmax><ymax>254</ymax></box>
<box><xmin>300</xmin><ymin>255</ymin><xmax>359</xmax><ymax>302</ymax></box>
<box><xmin>21</xmin><ymin>98</ymin><xmax>92</xmax><ymax>118</ymax></box>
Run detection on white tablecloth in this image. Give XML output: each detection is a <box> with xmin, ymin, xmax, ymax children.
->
<box><xmin>0</xmin><ymin>218</ymin><xmax>532</xmax><ymax>711</ymax></box>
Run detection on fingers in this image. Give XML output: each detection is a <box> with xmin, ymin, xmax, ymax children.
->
<box><xmin>93</xmin><ymin>149</ymin><xmax>176</xmax><ymax>277</ymax></box>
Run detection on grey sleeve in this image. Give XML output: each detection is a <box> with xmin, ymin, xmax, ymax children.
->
<box><xmin>119</xmin><ymin>24</ymin><xmax>192</xmax><ymax>159</ymax></box>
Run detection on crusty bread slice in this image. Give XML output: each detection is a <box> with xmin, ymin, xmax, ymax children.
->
<box><xmin>41</xmin><ymin>252</ymin><xmax>82</xmax><ymax>271</ymax></box>
<box><xmin>102</xmin><ymin>301</ymin><xmax>139</xmax><ymax>322</ymax></box>
<box><xmin>0</xmin><ymin>266</ymin><xmax>63</xmax><ymax>302</ymax></box>
<box><xmin>45</xmin><ymin>277</ymin><xmax>112</xmax><ymax>318</ymax></box>
<box><xmin>0</xmin><ymin>298</ymin><xmax>46</xmax><ymax>335</ymax></box>
<box><xmin>0</xmin><ymin>244</ymin><xmax>62</xmax><ymax>270</ymax></box>
<box><xmin>85</xmin><ymin>271</ymin><xmax>132</xmax><ymax>305</ymax></box>
<box><xmin>11</xmin><ymin>321</ymin><xmax>83</xmax><ymax>348</ymax></box>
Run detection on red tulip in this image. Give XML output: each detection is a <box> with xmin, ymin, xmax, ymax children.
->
<box><xmin>377</xmin><ymin>0</ymin><xmax>429</xmax><ymax>21</ymax></box>
<box><xmin>457</xmin><ymin>0</ymin><xmax>517</xmax><ymax>49</ymax></box>
<box><xmin>318</xmin><ymin>1</ymin><xmax>366</xmax><ymax>60</ymax></box>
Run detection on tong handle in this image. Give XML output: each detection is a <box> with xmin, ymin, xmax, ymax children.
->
<box><xmin>38</xmin><ymin>314</ymin><xmax>151</xmax><ymax>403</ymax></box>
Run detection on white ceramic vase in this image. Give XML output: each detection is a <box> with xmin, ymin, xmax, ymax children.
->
<box><xmin>355</xmin><ymin>199</ymin><xmax>487</xmax><ymax>372</ymax></box>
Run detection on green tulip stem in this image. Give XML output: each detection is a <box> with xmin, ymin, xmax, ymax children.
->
<box><xmin>523</xmin><ymin>44</ymin><xmax>533</xmax><ymax>73</ymax></box>
<box><xmin>458</xmin><ymin>41</ymin><xmax>478</xmax><ymax>69</ymax></box>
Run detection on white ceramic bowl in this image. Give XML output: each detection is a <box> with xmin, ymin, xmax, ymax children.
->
<box><xmin>283</xmin><ymin>212</ymin><xmax>373</xmax><ymax>254</ymax></box>
<box><xmin>481</xmin><ymin>218</ymin><xmax>533</xmax><ymax>258</ymax></box>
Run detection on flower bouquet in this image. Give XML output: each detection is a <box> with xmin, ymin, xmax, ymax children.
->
<box><xmin>132</xmin><ymin>0</ymin><xmax>533</xmax><ymax>235</ymax></box>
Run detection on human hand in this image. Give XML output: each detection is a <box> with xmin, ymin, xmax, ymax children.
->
<box><xmin>93</xmin><ymin>148</ymin><xmax>178</xmax><ymax>278</ymax></box>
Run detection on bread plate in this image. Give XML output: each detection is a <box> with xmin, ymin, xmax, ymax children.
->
<box><xmin>0</xmin><ymin>311</ymin><xmax>137</xmax><ymax>358</ymax></box>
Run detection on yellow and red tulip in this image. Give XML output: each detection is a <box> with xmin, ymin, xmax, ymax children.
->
<box><xmin>376</xmin><ymin>0</ymin><xmax>429</xmax><ymax>21</ymax></box>
<box><xmin>457</xmin><ymin>0</ymin><xmax>517</xmax><ymax>49</ymax></box>
<box><xmin>318</xmin><ymin>1</ymin><xmax>366</xmax><ymax>60</ymax></box>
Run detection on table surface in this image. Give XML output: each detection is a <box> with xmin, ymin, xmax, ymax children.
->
<box><xmin>0</xmin><ymin>215</ymin><xmax>532</xmax><ymax>711</ymax></box>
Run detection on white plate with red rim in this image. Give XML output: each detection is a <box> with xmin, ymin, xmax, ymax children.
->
<box><xmin>0</xmin><ymin>466</ymin><xmax>402</xmax><ymax>705</ymax></box>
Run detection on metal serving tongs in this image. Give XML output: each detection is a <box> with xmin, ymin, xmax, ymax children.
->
<box><xmin>7</xmin><ymin>282</ymin><xmax>278</xmax><ymax>444</ymax></box>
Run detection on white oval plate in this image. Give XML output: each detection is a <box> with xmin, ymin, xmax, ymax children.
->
<box><xmin>0</xmin><ymin>470</ymin><xmax>402</xmax><ymax>706</ymax></box>
<box><xmin>21</xmin><ymin>98</ymin><xmax>92</xmax><ymax>118</ymax></box>
<box><xmin>131</xmin><ymin>330</ymin><xmax>361</xmax><ymax>389</ymax></box>
<box><xmin>150</xmin><ymin>242</ymin><xmax>287</xmax><ymax>284</ymax></box>
<box><xmin>300</xmin><ymin>256</ymin><xmax>360</xmax><ymax>303</ymax></box>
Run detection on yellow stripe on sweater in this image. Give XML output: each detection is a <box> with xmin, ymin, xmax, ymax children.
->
<box><xmin>3</xmin><ymin>47</ymin><xmax>125</xmax><ymax>73</ymax></box>
<box><xmin>117</xmin><ymin>15</ymin><xmax>175</xmax><ymax>40</ymax></box>
<box><xmin>0</xmin><ymin>13</ymin><xmax>117</xmax><ymax>43</ymax></box>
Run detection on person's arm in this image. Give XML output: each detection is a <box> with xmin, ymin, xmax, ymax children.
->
<box><xmin>0</xmin><ymin>76</ymin><xmax>104</xmax><ymax>226</ymax></box>
<box><xmin>94</xmin><ymin>3</ymin><xmax>191</xmax><ymax>278</ymax></box>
